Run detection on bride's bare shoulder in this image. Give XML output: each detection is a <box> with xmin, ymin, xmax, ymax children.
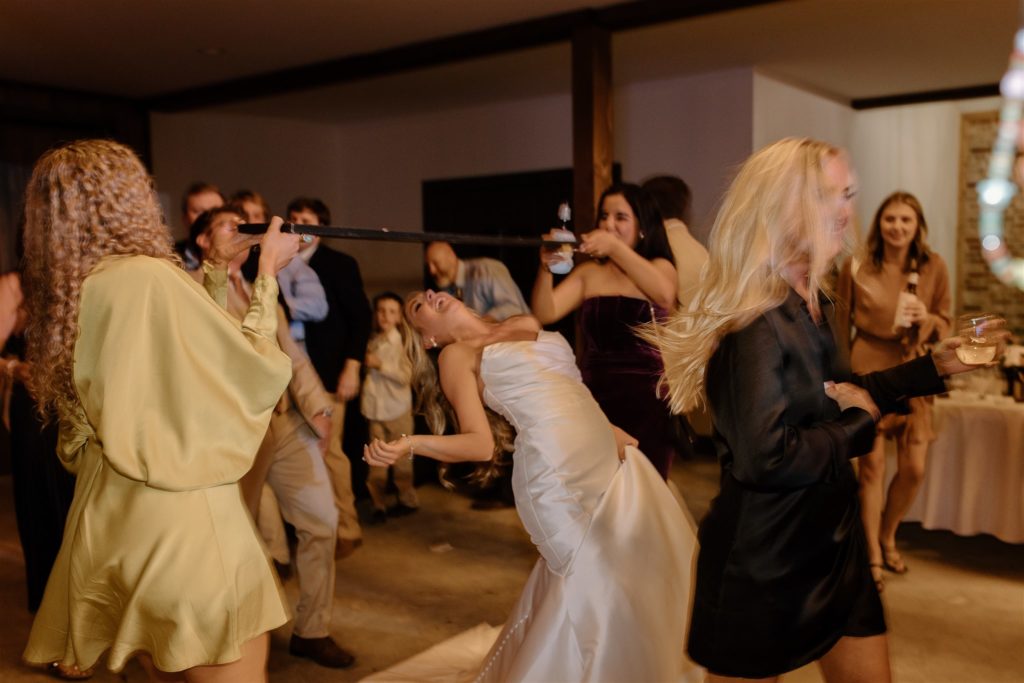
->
<box><xmin>438</xmin><ymin>341</ymin><xmax>482</xmax><ymax>368</ymax></box>
<box><xmin>498</xmin><ymin>314</ymin><xmax>542</xmax><ymax>337</ymax></box>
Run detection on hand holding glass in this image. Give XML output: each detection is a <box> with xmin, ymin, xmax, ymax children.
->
<box><xmin>955</xmin><ymin>314</ymin><xmax>1004</xmax><ymax>365</ymax></box>
<box><xmin>542</xmin><ymin>229</ymin><xmax>577</xmax><ymax>275</ymax></box>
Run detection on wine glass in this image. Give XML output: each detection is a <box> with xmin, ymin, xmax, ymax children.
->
<box><xmin>955</xmin><ymin>313</ymin><xmax>1004</xmax><ymax>365</ymax></box>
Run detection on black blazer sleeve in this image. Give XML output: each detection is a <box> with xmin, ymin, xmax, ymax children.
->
<box><xmin>853</xmin><ymin>354</ymin><xmax>947</xmax><ymax>416</ymax></box>
<box><xmin>710</xmin><ymin>316</ymin><xmax>876</xmax><ymax>491</ymax></box>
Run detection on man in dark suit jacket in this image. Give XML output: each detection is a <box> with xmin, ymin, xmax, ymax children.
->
<box><xmin>288</xmin><ymin>197</ymin><xmax>371</xmax><ymax>556</ymax></box>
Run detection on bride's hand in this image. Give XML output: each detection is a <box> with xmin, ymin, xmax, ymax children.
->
<box><xmin>363</xmin><ymin>436</ymin><xmax>411</xmax><ymax>467</ymax></box>
<box><xmin>611</xmin><ymin>425</ymin><xmax>638</xmax><ymax>462</ymax></box>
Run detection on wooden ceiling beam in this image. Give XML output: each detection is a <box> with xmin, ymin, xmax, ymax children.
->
<box><xmin>145</xmin><ymin>0</ymin><xmax>787</xmax><ymax>112</ymax></box>
<box><xmin>851</xmin><ymin>84</ymin><xmax>1000</xmax><ymax>110</ymax></box>
<box><xmin>572</xmin><ymin>23</ymin><xmax>613</xmax><ymax>233</ymax></box>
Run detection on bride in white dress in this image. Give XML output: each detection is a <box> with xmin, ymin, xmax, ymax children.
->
<box><xmin>363</xmin><ymin>289</ymin><xmax>701</xmax><ymax>683</ymax></box>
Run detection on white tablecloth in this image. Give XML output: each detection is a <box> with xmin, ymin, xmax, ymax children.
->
<box><xmin>892</xmin><ymin>392</ymin><xmax>1024</xmax><ymax>543</ymax></box>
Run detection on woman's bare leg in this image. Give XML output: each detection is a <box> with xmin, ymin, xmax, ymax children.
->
<box><xmin>137</xmin><ymin>634</ymin><xmax>269</xmax><ymax>683</ymax></box>
<box><xmin>857</xmin><ymin>435</ymin><xmax>888</xmax><ymax>584</ymax></box>
<box><xmin>185</xmin><ymin>634</ymin><xmax>269</xmax><ymax>683</ymax></box>
<box><xmin>878</xmin><ymin>439</ymin><xmax>928</xmax><ymax>568</ymax></box>
<box><xmin>703</xmin><ymin>633</ymin><xmax>890</xmax><ymax>683</ymax></box>
<box><xmin>137</xmin><ymin>653</ymin><xmax>186</xmax><ymax>682</ymax></box>
<box><xmin>818</xmin><ymin>634</ymin><xmax>891</xmax><ymax>683</ymax></box>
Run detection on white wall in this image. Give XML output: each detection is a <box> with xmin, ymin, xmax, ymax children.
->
<box><xmin>753</xmin><ymin>72</ymin><xmax>855</xmax><ymax>151</ymax></box>
<box><xmin>849</xmin><ymin>97</ymin><xmax>1000</xmax><ymax>309</ymax></box>
<box><xmin>617</xmin><ymin>68</ymin><xmax>754</xmax><ymax>240</ymax></box>
<box><xmin>153</xmin><ymin>112</ymin><xmax>345</xmax><ymax>232</ymax></box>
<box><xmin>151</xmin><ymin>70</ymin><xmax>755</xmax><ymax>294</ymax></box>
<box><xmin>153</xmin><ymin>67</ymin><xmax>995</xmax><ymax>304</ymax></box>
<box><xmin>152</xmin><ymin>93</ymin><xmax>573</xmax><ymax>295</ymax></box>
<box><xmin>752</xmin><ymin>72</ymin><xmax>998</xmax><ymax>308</ymax></box>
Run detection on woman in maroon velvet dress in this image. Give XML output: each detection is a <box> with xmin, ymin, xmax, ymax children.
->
<box><xmin>531</xmin><ymin>183</ymin><xmax>679</xmax><ymax>478</ymax></box>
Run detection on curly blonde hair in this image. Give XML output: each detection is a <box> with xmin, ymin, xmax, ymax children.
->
<box><xmin>648</xmin><ymin>138</ymin><xmax>852</xmax><ymax>414</ymax></box>
<box><xmin>23</xmin><ymin>139</ymin><xmax>178</xmax><ymax>418</ymax></box>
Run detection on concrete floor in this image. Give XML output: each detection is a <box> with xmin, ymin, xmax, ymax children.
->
<box><xmin>0</xmin><ymin>455</ymin><xmax>1021</xmax><ymax>682</ymax></box>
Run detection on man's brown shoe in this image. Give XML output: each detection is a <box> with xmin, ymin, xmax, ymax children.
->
<box><xmin>288</xmin><ymin>634</ymin><xmax>355</xmax><ymax>668</ymax></box>
<box><xmin>335</xmin><ymin>537</ymin><xmax>362</xmax><ymax>560</ymax></box>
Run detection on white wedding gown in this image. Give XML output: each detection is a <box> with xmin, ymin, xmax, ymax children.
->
<box><xmin>364</xmin><ymin>332</ymin><xmax>701</xmax><ymax>683</ymax></box>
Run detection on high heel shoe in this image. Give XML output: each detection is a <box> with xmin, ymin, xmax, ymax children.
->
<box><xmin>47</xmin><ymin>662</ymin><xmax>94</xmax><ymax>680</ymax></box>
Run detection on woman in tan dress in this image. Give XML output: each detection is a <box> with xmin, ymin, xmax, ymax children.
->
<box><xmin>21</xmin><ymin>139</ymin><xmax>299</xmax><ymax>682</ymax></box>
<box><xmin>836</xmin><ymin>191</ymin><xmax>951</xmax><ymax>591</ymax></box>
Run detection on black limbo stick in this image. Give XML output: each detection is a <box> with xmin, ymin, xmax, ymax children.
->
<box><xmin>238</xmin><ymin>222</ymin><xmax>572</xmax><ymax>249</ymax></box>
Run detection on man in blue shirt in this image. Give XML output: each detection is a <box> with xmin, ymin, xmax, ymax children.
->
<box><xmin>424</xmin><ymin>241</ymin><xmax>530</xmax><ymax>320</ymax></box>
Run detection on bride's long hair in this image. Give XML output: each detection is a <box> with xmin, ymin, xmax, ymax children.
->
<box><xmin>647</xmin><ymin>138</ymin><xmax>851</xmax><ymax>414</ymax></box>
<box><xmin>401</xmin><ymin>304</ymin><xmax>515</xmax><ymax>488</ymax></box>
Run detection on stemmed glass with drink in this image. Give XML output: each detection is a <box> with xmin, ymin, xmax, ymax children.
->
<box><xmin>955</xmin><ymin>313</ymin><xmax>1004</xmax><ymax>365</ymax></box>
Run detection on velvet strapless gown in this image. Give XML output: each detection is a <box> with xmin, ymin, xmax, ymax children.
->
<box><xmin>362</xmin><ymin>331</ymin><xmax>701</xmax><ymax>683</ymax></box>
<box><xmin>579</xmin><ymin>295</ymin><xmax>677</xmax><ymax>478</ymax></box>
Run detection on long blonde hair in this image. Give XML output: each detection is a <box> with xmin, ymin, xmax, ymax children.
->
<box><xmin>652</xmin><ymin>138</ymin><xmax>848</xmax><ymax>414</ymax></box>
<box><xmin>401</xmin><ymin>305</ymin><xmax>515</xmax><ymax>488</ymax></box>
<box><xmin>22</xmin><ymin>139</ymin><xmax>178</xmax><ymax>418</ymax></box>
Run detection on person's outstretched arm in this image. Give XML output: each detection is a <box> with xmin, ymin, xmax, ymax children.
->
<box><xmin>364</xmin><ymin>342</ymin><xmax>494</xmax><ymax>465</ymax></box>
<box><xmin>579</xmin><ymin>230</ymin><xmax>677</xmax><ymax>309</ymax></box>
<box><xmin>531</xmin><ymin>250</ymin><xmax>589</xmax><ymax>324</ymax></box>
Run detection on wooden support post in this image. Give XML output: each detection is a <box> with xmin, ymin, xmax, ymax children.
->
<box><xmin>571</xmin><ymin>23</ymin><xmax>612</xmax><ymax>233</ymax></box>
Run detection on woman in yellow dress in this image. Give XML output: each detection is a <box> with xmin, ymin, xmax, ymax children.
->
<box><xmin>20</xmin><ymin>139</ymin><xmax>299</xmax><ymax>682</ymax></box>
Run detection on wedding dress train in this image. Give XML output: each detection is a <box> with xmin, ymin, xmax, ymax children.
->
<box><xmin>364</xmin><ymin>332</ymin><xmax>701</xmax><ymax>683</ymax></box>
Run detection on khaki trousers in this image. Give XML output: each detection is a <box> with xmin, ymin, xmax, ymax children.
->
<box><xmin>366</xmin><ymin>412</ymin><xmax>419</xmax><ymax>511</ymax></box>
<box><xmin>323</xmin><ymin>398</ymin><xmax>362</xmax><ymax>541</ymax></box>
<box><xmin>257</xmin><ymin>484</ymin><xmax>290</xmax><ymax>564</ymax></box>
<box><xmin>241</xmin><ymin>410</ymin><xmax>337</xmax><ymax>638</ymax></box>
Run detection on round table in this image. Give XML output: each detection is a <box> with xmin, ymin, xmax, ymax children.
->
<box><xmin>891</xmin><ymin>391</ymin><xmax>1024</xmax><ymax>543</ymax></box>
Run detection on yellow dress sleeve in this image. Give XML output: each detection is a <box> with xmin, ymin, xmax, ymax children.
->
<box><xmin>72</xmin><ymin>256</ymin><xmax>291</xmax><ymax>491</ymax></box>
<box><xmin>55</xmin><ymin>404</ymin><xmax>90</xmax><ymax>475</ymax></box>
<box><xmin>201</xmin><ymin>261</ymin><xmax>230</xmax><ymax>310</ymax></box>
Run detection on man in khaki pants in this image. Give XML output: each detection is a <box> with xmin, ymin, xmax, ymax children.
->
<box><xmin>288</xmin><ymin>197</ymin><xmax>371</xmax><ymax>554</ymax></box>
<box><xmin>192</xmin><ymin>206</ymin><xmax>355</xmax><ymax>668</ymax></box>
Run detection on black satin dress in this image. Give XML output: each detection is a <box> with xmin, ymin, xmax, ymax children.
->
<box><xmin>578</xmin><ymin>295</ymin><xmax>677</xmax><ymax>479</ymax></box>
<box><xmin>688</xmin><ymin>290</ymin><xmax>946</xmax><ymax>678</ymax></box>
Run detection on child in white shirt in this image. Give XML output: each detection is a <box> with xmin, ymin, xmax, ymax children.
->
<box><xmin>361</xmin><ymin>292</ymin><xmax>419</xmax><ymax>521</ymax></box>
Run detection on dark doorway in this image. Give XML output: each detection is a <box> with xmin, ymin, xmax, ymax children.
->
<box><xmin>421</xmin><ymin>164</ymin><xmax>621</xmax><ymax>345</ymax></box>
<box><xmin>416</xmin><ymin>165</ymin><xmax>623</xmax><ymax>491</ymax></box>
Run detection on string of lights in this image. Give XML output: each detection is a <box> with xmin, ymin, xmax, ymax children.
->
<box><xmin>977</xmin><ymin>28</ymin><xmax>1024</xmax><ymax>291</ymax></box>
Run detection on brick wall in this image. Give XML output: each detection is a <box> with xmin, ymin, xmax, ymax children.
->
<box><xmin>957</xmin><ymin>111</ymin><xmax>1024</xmax><ymax>335</ymax></box>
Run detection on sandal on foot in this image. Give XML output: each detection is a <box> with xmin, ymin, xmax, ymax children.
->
<box><xmin>881</xmin><ymin>544</ymin><xmax>908</xmax><ymax>574</ymax></box>
<box><xmin>869</xmin><ymin>563</ymin><xmax>885</xmax><ymax>593</ymax></box>
<box><xmin>47</xmin><ymin>662</ymin><xmax>94</xmax><ymax>680</ymax></box>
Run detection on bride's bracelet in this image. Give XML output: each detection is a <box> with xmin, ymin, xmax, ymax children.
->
<box><xmin>400</xmin><ymin>434</ymin><xmax>415</xmax><ymax>461</ymax></box>
<box><xmin>1</xmin><ymin>358</ymin><xmax>19</xmax><ymax>378</ymax></box>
